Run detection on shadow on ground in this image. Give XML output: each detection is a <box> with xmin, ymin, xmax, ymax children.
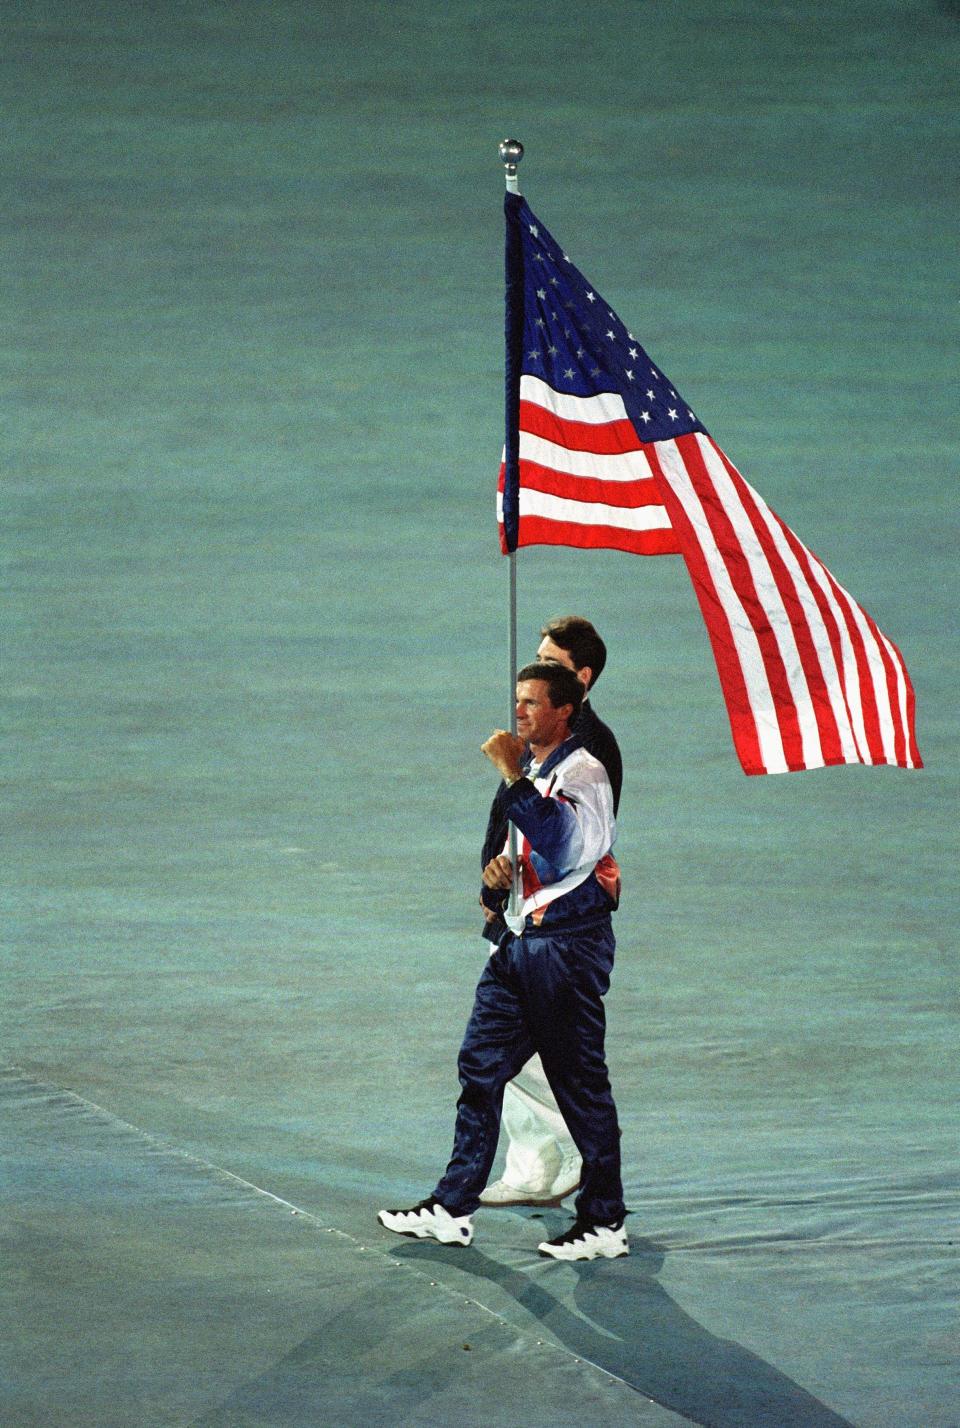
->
<box><xmin>393</xmin><ymin>1229</ymin><xmax>854</xmax><ymax>1428</ymax></box>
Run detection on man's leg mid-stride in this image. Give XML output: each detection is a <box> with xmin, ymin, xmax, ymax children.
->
<box><xmin>378</xmin><ymin>928</ymin><xmax>628</xmax><ymax>1258</ymax></box>
<box><xmin>377</xmin><ymin>951</ymin><xmax>531</xmax><ymax>1246</ymax></box>
<box><xmin>517</xmin><ymin>923</ymin><xmax>625</xmax><ymax>1232</ymax></box>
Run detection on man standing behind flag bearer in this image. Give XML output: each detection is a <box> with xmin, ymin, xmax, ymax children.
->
<box><xmin>378</xmin><ymin>663</ymin><xmax>628</xmax><ymax>1259</ymax></box>
<box><xmin>479</xmin><ymin>616</ymin><xmax>623</xmax><ymax>1208</ymax></box>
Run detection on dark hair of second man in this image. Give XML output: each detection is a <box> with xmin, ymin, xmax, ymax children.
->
<box><xmin>540</xmin><ymin>615</ymin><xmax>607</xmax><ymax>688</ymax></box>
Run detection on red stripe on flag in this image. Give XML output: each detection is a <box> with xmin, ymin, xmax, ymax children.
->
<box><xmin>708</xmin><ymin>440</ymin><xmax>846</xmax><ymax>769</ymax></box>
<box><xmin>770</xmin><ymin>515</ymin><xmax>865</xmax><ymax>762</ymax></box>
<box><xmin>499</xmin><ymin>515</ymin><xmax>681</xmax><ymax>556</ymax></box>
<box><xmin>873</xmin><ymin>628</ymin><xmax>908</xmax><ymax>767</ymax></box>
<box><xmin>854</xmin><ymin>586</ymin><xmax>922</xmax><ymax>768</ymax></box>
<box><xmin>645</xmin><ymin>441</ymin><xmax>767</xmax><ymax>774</ymax></box>
<box><xmin>675</xmin><ymin>435</ymin><xmax>807</xmax><ymax>772</ymax></box>
<box><xmin>518</xmin><ymin>458</ymin><xmax>665</xmax><ymax>510</ymax></box>
<box><xmin>815</xmin><ymin>561</ymin><xmax>892</xmax><ymax>766</ymax></box>
<box><xmin>905</xmin><ymin>652</ymin><xmax>922</xmax><ymax>767</ymax></box>
<box><xmin>837</xmin><ymin>589</ymin><xmax>913</xmax><ymax>767</ymax></box>
<box><xmin>767</xmin><ymin>504</ymin><xmax>921</xmax><ymax>770</ymax></box>
<box><xmin>519</xmin><ymin>400</ymin><xmax>643</xmax><ymax>455</ymax></box>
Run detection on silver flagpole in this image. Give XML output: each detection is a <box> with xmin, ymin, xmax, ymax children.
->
<box><xmin>499</xmin><ymin>138</ymin><xmax>523</xmax><ymax>920</ymax></box>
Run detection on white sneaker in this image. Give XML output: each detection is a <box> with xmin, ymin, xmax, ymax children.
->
<box><xmin>377</xmin><ymin>1197</ymin><xmax>474</xmax><ymax>1246</ymax></box>
<box><xmin>538</xmin><ymin>1217</ymin><xmax>628</xmax><ymax>1260</ymax></box>
<box><xmin>479</xmin><ymin>1175</ymin><xmax>579</xmax><ymax>1208</ymax></box>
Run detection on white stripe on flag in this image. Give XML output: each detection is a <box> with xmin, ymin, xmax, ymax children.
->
<box><xmin>802</xmin><ymin>555</ymin><xmax>874</xmax><ymax>763</ymax></box>
<box><xmin>808</xmin><ymin>554</ymin><xmax>902</xmax><ymax>765</ymax></box>
<box><xmin>735</xmin><ymin>470</ymin><xmax>861</xmax><ymax>764</ymax></box>
<box><xmin>518</xmin><ymin>431</ymin><xmax>655</xmax><ymax>483</ymax></box>
<box><xmin>839</xmin><ymin>588</ymin><xmax>898</xmax><ymax>763</ymax></box>
<box><xmin>877</xmin><ymin>626</ymin><xmax>916</xmax><ymax>767</ymax></box>
<box><xmin>498</xmin><ymin>488</ymin><xmax>674</xmax><ymax>533</ymax></box>
<box><xmin>520</xmin><ymin>374</ymin><xmax>629</xmax><ymax>425</ymax></box>
<box><xmin>696</xmin><ymin>438</ymin><xmax>824</xmax><ymax>769</ymax></box>
<box><xmin>656</xmin><ymin>438</ymin><xmax>789</xmax><ymax>774</ymax></box>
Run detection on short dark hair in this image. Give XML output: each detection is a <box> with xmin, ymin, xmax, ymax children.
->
<box><xmin>540</xmin><ymin>615</ymin><xmax>607</xmax><ymax>689</ymax></box>
<box><xmin>516</xmin><ymin>662</ymin><xmax>584</xmax><ymax>719</ymax></box>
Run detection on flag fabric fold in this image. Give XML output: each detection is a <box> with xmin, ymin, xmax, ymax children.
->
<box><xmin>498</xmin><ymin>192</ymin><xmax>921</xmax><ymax>776</ymax></box>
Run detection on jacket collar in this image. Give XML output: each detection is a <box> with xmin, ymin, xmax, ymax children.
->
<box><xmin>523</xmin><ymin>730</ymin><xmax>583</xmax><ymax>784</ymax></box>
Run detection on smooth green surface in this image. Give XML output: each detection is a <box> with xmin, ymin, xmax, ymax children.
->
<box><xmin>4</xmin><ymin>2</ymin><xmax>958</xmax><ymax>1424</ymax></box>
<box><xmin>3</xmin><ymin>1072</ymin><xmax>675</xmax><ymax>1428</ymax></box>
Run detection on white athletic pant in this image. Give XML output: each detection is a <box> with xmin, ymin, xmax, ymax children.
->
<box><xmin>500</xmin><ymin>1054</ymin><xmax>583</xmax><ymax>1193</ymax></box>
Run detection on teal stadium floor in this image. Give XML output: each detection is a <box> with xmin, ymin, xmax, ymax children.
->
<box><xmin>4</xmin><ymin>2</ymin><xmax>958</xmax><ymax>1424</ymax></box>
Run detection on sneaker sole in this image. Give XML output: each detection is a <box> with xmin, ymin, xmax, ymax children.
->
<box><xmin>376</xmin><ymin>1212</ymin><xmax>473</xmax><ymax>1246</ymax></box>
<box><xmin>538</xmin><ymin>1238</ymin><xmax>629</xmax><ymax>1260</ymax></box>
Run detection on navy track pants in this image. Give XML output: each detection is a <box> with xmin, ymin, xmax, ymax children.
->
<box><xmin>433</xmin><ymin>919</ymin><xmax>625</xmax><ymax>1226</ymax></box>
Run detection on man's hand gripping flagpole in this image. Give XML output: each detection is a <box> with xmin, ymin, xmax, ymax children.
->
<box><xmin>481</xmin><ymin>729</ymin><xmax>527</xmax><ymax>910</ymax></box>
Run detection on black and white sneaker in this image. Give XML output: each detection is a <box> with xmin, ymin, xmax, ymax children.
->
<box><xmin>538</xmin><ymin>1217</ymin><xmax>628</xmax><ymax>1260</ymax></box>
<box><xmin>377</xmin><ymin>1197</ymin><xmax>474</xmax><ymax>1246</ymax></box>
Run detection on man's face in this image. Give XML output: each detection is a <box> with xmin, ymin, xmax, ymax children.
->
<box><xmin>536</xmin><ymin>635</ymin><xmax>590</xmax><ymax>690</ymax></box>
<box><xmin>515</xmin><ymin>679</ymin><xmax>571</xmax><ymax>751</ymax></box>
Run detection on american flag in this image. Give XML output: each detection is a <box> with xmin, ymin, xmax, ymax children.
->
<box><xmin>498</xmin><ymin>194</ymin><xmax>922</xmax><ymax>776</ymax></box>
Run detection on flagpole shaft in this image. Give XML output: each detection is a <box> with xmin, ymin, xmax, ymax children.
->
<box><xmin>506</xmin><ymin>550</ymin><xmax>520</xmax><ymax>916</ymax></box>
<box><xmin>508</xmin><ymin>551</ymin><xmax>517</xmax><ymax>735</ymax></box>
<box><xmin>500</xmin><ymin>139</ymin><xmax>524</xmax><ymax>919</ymax></box>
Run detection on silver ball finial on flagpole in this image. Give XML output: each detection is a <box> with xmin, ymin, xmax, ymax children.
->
<box><xmin>499</xmin><ymin>138</ymin><xmax>524</xmax><ymax>194</ymax></box>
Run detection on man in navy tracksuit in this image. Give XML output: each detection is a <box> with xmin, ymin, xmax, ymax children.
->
<box><xmin>378</xmin><ymin>661</ymin><xmax>627</xmax><ymax>1260</ymax></box>
<box><xmin>479</xmin><ymin>615</ymin><xmax>622</xmax><ymax>1208</ymax></box>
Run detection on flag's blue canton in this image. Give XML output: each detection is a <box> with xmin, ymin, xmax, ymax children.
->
<box><xmin>515</xmin><ymin>197</ymin><xmax>706</xmax><ymax>444</ymax></box>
